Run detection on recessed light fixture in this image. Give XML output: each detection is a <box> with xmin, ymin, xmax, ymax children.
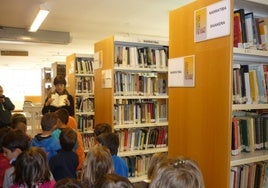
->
<box><xmin>29</xmin><ymin>4</ymin><xmax>49</xmax><ymax>32</ymax></box>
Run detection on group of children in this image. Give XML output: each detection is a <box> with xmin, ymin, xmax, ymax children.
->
<box><xmin>0</xmin><ymin>107</ymin><xmax>205</xmax><ymax>188</ymax></box>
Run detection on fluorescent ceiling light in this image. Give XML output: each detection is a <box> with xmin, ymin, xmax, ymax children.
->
<box><xmin>29</xmin><ymin>9</ymin><xmax>49</xmax><ymax>32</ymax></box>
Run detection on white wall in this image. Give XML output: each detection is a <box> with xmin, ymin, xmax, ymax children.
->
<box><xmin>0</xmin><ymin>69</ymin><xmax>41</xmax><ymax>110</ymax></box>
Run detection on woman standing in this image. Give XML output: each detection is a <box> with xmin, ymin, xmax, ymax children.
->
<box><xmin>42</xmin><ymin>75</ymin><xmax>74</xmax><ymax>116</ymax></box>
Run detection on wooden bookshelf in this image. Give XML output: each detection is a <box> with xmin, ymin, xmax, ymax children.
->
<box><xmin>41</xmin><ymin>67</ymin><xmax>52</xmax><ymax>103</ymax></box>
<box><xmin>66</xmin><ymin>53</ymin><xmax>95</xmax><ymax>133</ymax></box>
<box><xmin>168</xmin><ymin>1</ymin><xmax>232</xmax><ymax>187</ymax></box>
<box><xmin>169</xmin><ymin>0</ymin><xmax>268</xmax><ymax>187</ymax></box>
<box><xmin>94</xmin><ymin>34</ymin><xmax>169</xmax><ymax>181</ymax></box>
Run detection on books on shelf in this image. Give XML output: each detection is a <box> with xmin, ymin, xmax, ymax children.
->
<box><xmin>114</xmin><ymin>45</ymin><xmax>168</xmax><ymax>69</ymax></box>
<box><xmin>230</xmin><ymin>161</ymin><xmax>268</xmax><ymax>188</ymax></box>
<box><xmin>75</xmin><ymin>57</ymin><xmax>94</xmax><ymax>74</ymax></box>
<box><xmin>113</xmin><ymin>99</ymin><xmax>167</xmax><ymax>125</ymax></box>
<box><xmin>232</xmin><ymin>111</ymin><xmax>268</xmax><ymax>156</ymax></box>
<box><xmin>232</xmin><ymin>64</ymin><xmax>268</xmax><ymax>104</ymax></box>
<box><xmin>116</xmin><ymin>127</ymin><xmax>167</xmax><ymax>152</ymax></box>
<box><xmin>233</xmin><ymin>8</ymin><xmax>268</xmax><ymax>50</ymax></box>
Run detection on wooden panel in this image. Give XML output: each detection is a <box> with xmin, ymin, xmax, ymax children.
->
<box><xmin>24</xmin><ymin>95</ymin><xmax>41</xmax><ymax>104</ymax></box>
<box><xmin>168</xmin><ymin>0</ymin><xmax>233</xmax><ymax>188</ymax></box>
<box><xmin>66</xmin><ymin>54</ymin><xmax>76</xmax><ymax>98</ymax></box>
<box><xmin>94</xmin><ymin>36</ymin><xmax>114</xmax><ymax>126</ymax></box>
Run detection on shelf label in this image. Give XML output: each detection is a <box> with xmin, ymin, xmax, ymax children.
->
<box><xmin>168</xmin><ymin>55</ymin><xmax>195</xmax><ymax>87</ymax></box>
<box><xmin>194</xmin><ymin>0</ymin><xmax>230</xmax><ymax>42</ymax></box>
<box><xmin>94</xmin><ymin>51</ymin><xmax>103</xmax><ymax>70</ymax></box>
<box><xmin>102</xmin><ymin>69</ymin><xmax>112</xmax><ymax>88</ymax></box>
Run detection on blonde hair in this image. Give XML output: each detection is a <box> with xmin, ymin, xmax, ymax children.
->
<box><xmin>81</xmin><ymin>145</ymin><xmax>114</xmax><ymax>187</ymax></box>
<box><xmin>150</xmin><ymin>157</ymin><xmax>204</xmax><ymax>188</ymax></box>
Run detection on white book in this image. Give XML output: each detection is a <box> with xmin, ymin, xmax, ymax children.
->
<box><xmin>50</xmin><ymin>93</ymin><xmax>67</xmax><ymax>107</ymax></box>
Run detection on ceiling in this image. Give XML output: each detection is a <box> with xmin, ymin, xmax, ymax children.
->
<box><xmin>0</xmin><ymin>0</ymin><xmax>194</xmax><ymax>70</ymax></box>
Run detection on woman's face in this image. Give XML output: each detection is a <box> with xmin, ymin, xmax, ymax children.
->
<box><xmin>55</xmin><ymin>84</ymin><xmax>65</xmax><ymax>94</ymax></box>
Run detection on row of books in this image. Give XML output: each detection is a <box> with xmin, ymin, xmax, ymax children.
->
<box><xmin>75</xmin><ymin>58</ymin><xmax>94</xmax><ymax>74</ymax></box>
<box><xmin>233</xmin><ymin>9</ymin><xmax>268</xmax><ymax>50</ymax></box>
<box><xmin>81</xmin><ymin>133</ymin><xmax>95</xmax><ymax>151</ymax></box>
<box><xmin>115</xmin><ymin>127</ymin><xmax>168</xmax><ymax>152</ymax></box>
<box><xmin>114</xmin><ymin>71</ymin><xmax>167</xmax><ymax>96</ymax></box>
<box><xmin>231</xmin><ymin>111</ymin><xmax>268</xmax><ymax>156</ymax></box>
<box><xmin>232</xmin><ymin>64</ymin><xmax>268</xmax><ymax>104</ymax></box>
<box><xmin>122</xmin><ymin>155</ymin><xmax>152</xmax><ymax>177</ymax></box>
<box><xmin>75</xmin><ymin>77</ymin><xmax>94</xmax><ymax>94</ymax></box>
<box><xmin>114</xmin><ymin>99</ymin><xmax>167</xmax><ymax>125</ymax></box>
<box><xmin>114</xmin><ymin>45</ymin><xmax>168</xmax><ymax>69</ymax></box>
<box><xmin>75</xmin><ymin>97</ymin><xmax>94</xmax><ymax>113</ymax></box>
<box><xmin>76</xmin><ymin>115</ymin><xmax>94</xmax><ymax>133</ymax></box>
<box><xmin>231</xmin><ymin>161</ymin><xmax>268</xmax><ymax>188</ymax></box>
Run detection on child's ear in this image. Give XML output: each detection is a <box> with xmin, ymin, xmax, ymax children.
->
<box><xmin>14</xmin><ymin>148</ymin><xmax>23</xmax><ymax>156</ymax></box>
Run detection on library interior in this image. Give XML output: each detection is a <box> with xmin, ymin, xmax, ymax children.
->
<box><xmin>1</xmin><ymin>0</ymin><xmax>268</xmax><ymax>188</ymax></box>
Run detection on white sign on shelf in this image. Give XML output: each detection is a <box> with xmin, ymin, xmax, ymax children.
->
<box><xmin>194</xmin><ymin>0</ymin><xmax>230</xmax><ymax>42</ymax></box>
<box><xmin>94</xmin><ymin>51</ymin><xmax>103</xmax><ymax>70</ymax></box>
<box><xmin>102</xmin><ymin>69</ymin><xmax>112</xmax><ymax>88</ymax></box>
<box><xmin>168</xmin><ymin>55</ymin><xmax>195</xmax><ymax>87</ymax></box>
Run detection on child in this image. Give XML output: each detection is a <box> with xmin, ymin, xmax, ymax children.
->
<box><xmin>10</xmin><ymin>113</ymin><xmax>31</xmax><ymax>142</ymax></box>
<box><xmin>49</xmin><ymin>128</ymin><xmax>78</xmax><ymax>181</ymax></box>
<box><xmin>150</xmin><ymin>157</ymin><xmax>204</xmax><ymax>188</ymax></box>
<box><xmin>95</xmin><ymin>173</ymin><xmax>134</xmax><ymax>188</ymax></box>
<box><xmin>81</xmin><ymin>145</ymin><xmax>114</xmax><ymax>188</ymax></box>
<box><xmin>10</xmin><ymin>113</ymin><xmax>27</xmax><ymax>133</ymax></box>
<box><xmin>10</xmin><ymin>146</ymin><xmax>55</xmax><ymax>188</ymax></box>
<box><xmin>94</xmin><ymin>123</ymin><xmax>112</xmax><ymax>137</ymax></box>
<box><xmin>2</xmin><ymin>129</ymin><xmax>30</xmax><ymax>188</ymax></box>
<box><xmin>30</xmin><ymin>112</ymin><xmax>61</xmax><ymax>160</ymax></box>
<box><xmin>52</xmin><ymin>108</ymin><xmax>85</xmax><ymax>170</ymax></box>
<box><xmin>0</xmin><ymin>127</ymin><xmax>12</xmax><ymax>188</ymax></box>
<box><xmin>96</xmin><ymin>133</ymin><xmax>128</xmax><ymax>177</ymax></box>
<box><xmin>54</xmin><ymin>177</ymin><xmax>82</xmax><ymax>188</ymax></box>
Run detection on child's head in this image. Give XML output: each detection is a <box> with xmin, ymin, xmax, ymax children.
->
<box><xmin>150</xmin><ymin>157</ymin><xmax>204</xmax><ymax>188</ymax></box>
<box><xmin>10</xmin><ymin>113</ymin><xmax>27</xmax><ymax>133</ymax></box>
<box><xmin>54</xmin><ymin>177</ymin><xmax>82</xmax><ymax>188</ymax></box>
<box><xmin>95</xmin><ymin>173</ymin><xmax>134</xmax><ymax>188</ymax></box>
<box><xmin>60</xmin><ymin>128</ymin><xmax>77</xmax><ymax>151</ymax></box>
<box><xmin>81</xmin><ymin>145</ymin><xmax>114</xmax><ymax>187</ymax></box>
<box><xmin>96</xmin><ymin>133</ymin><xmax>119</xmax><ymax>155</ymax></box>
<box><xmin>147</xmin><ymin>152</ymin><xmax>168</xmax><ymax>180</ymax></box>
<box><xmin>55</xmin><ymin>108</ymin><xmax>69</xmax><ymax>125</ymax></box>
<box><xmin>2</xmin><ymin>129</ymin><xmax>29</xmax><ymax>162</ymax></box>
<box><xmin>13</xmin><ymin>146</ymin><xmax>51</xmax><ymax>187</ymax></box>
<box><xmin>94</xmin><ymin>123</ymin><xmax>112</xmax><ymax>136</ymax></box>
<box><xmin>41</xmin><ymin>112</ymin><xmax>58</xmax><ymax>132</ymax></box>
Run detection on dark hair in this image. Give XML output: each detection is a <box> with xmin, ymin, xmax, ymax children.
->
<box><xmin>2</xmin><ymin>129</ymin><xmax>29</xmax><ymax>152</ymax></box>
<box><xmin>60</xmin><ymin>128</ymin><xmax>77</xmax><ymax>151</ymax></box>
<box><xmin>81</xmin><ymin>145</ymin><xmax>114</xmax><ymax>188</ymax></box>
<box><xmin>41</xmin><ymin>112</ymin><xmax>57</xmax><ymax>131</ymax></box>
<box><xmin>94</xmin><ymin>123</ymin><xmax>112</xmax><ymax>136</ymax></box>
<box><xmin>0</xmin><ymin>127</ymin><xmax>12</xmax><ymax>152</ymax></box>
<box><xmin>95</xmin><ymin>173</ymin><xmax>134</xmax><ymax>188</ymax></box>
<box><xmin>54</xmin><ymin>177</ymin><xmax>82</xmax><ymax>188</ymax></box>
<box><xmin>55</xmin><ymin>108</ymin><xmax>69</xmax><ymax>124</ymax></box>
<box><xmin>53</xmin><ymin>75</ymin><xmax>67</xmax><ymax>86</ymax></box>
<box><xmin>150</xmin><ymin>157</ymin><xmax>204</xmax><ymax>188</ymax></box>
<box><xmin>13</xmin><ymin>147</ymin><xmax>51</xmax><ymax>187</ymax></box>
<box><xmin>96</xmin><ymin>133</ymin><xmax>119</xmax><ymax>155</ymax></box>
<box><xmin>11</xmin><ymin>113</ymin><xmax>27</xmax><ymax>126</ymax></box>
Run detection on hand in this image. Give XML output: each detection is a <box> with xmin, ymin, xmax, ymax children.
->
<box><xmin>46</xmin><ymin>98</ymin><xmax>54</xmax><ymax>106</ymax></box>
<box><xmin>64</xmin><ymin>98</ymin><xmax>70</xmax><ymax>106</ymax></box>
